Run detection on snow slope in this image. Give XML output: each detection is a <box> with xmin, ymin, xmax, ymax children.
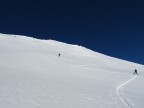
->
<box><xmin>0</xmin><ymin>33</ymin><xmax>144</xmax><ymax>108</ymax></box>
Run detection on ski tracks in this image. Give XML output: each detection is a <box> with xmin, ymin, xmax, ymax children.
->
<box><xmin>116</xmin><ymin>75</ymin><xmax>137</xmax><ymax>108</ymax></box>
<box><xmin>71</xmin><ymin>64</ymin><xmax>137</xmax><ymax>108</ymax></box>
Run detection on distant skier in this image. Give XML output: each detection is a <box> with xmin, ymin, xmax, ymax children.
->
<box><xmin>133</xmin><ymin>69</ymin><xmax>138</xmax><ymax>75</ymax></box>
<box><xmin>58</xmin><ymin>53</ymin><xmax>61</xmax><ymax>57</ymax></box>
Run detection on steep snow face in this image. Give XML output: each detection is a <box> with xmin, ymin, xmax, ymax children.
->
<box><xmin>0</xmin><ymin>33</ymin><xmax>144</xmax><ymax>108</ymax></box>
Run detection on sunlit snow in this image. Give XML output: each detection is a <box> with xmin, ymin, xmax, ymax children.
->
<box><xmin>0</xmin><ymin>33</ymin><xmax>144</xmax><ymax>108</ymax></box>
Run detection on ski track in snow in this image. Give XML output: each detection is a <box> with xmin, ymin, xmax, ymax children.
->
<box><xmin>116</xmin><ymin>75</ymin><xmax>137</xmax><ymax>108</ymax></box>
<box><xmin>72</xmin><ymin>64</ymin><xmax>137</xmax><ymax>108</ymax></box>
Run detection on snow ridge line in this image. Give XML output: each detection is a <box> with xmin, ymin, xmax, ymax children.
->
<box><xmin>116</xmin><ymin>75</ymin><xmax>137</xmax><ymax>108</ymax></box>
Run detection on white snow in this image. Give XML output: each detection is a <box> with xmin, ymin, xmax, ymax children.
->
<box><xmin>116</xmin><ymin>75</ymin><xmax>137</xmax><ymax>108</ymax></box>
<box><xmin>0</xmin><ymin>33</ymin><xmax>144</xmax><ymax>108</ymax></box>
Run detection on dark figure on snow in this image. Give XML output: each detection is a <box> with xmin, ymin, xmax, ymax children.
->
<box><xmin>58</xmin><ymin>53</ymin><xmax>61</xmax><ymax>57</ymax></box>
<box><xmin>134</xmin><ymin>69</ymin><xmax>138</xmax><ymax>75</ymax></box>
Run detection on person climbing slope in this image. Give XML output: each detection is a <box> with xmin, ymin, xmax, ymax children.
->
<box><xmin>133</xmin><ymin>69</ymin><xmax>138</xmax><ymax>75</ymax></box>
<box><xmin>58</xmin><ymin>53</ymin><xmax>61</xmax><ymax>57</ymax></box>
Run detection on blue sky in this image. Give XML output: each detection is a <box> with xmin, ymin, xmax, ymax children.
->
<box><xmin>0</xmin><ymin>0</ymin><xmax>144</xmax><ymax>64</ymax></box>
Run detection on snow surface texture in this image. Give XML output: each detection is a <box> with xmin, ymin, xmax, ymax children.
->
<box><xmin>0</xmin><ymin>33</ymin><xmax>144</xmax><ymax>108</ymax></box>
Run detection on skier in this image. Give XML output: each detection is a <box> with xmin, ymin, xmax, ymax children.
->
<box><xmin>58</xmin><ymin>53</ymin><xmax>61</xmax><ymax>57</ymax></box>
<box><xmin>133</xmin><ymin>69</ymin><xmax>138</xmax><ymax>75</ymax></box>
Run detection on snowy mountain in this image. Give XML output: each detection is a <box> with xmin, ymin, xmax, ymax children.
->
<box><xmin>0</xmin><ymin>33</ymin><xmax>144</xmax><ymax>108</ymax></box>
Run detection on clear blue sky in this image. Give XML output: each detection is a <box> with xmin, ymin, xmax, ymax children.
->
<box><xmin>0</xmin><ymin>0</ymin><xmax>144</xmax><ymax>64</ymax></box>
